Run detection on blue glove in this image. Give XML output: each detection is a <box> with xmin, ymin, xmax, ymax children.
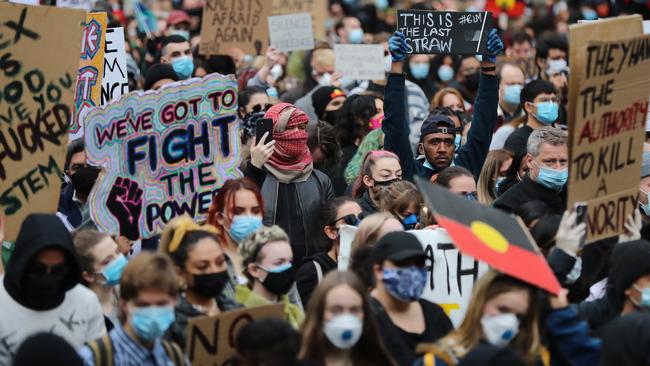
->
<box><xmin>482</xmin><ymin>29</ymin><xmax>504</xmax><ymax>64</ymax></box>
<box><xmin>388</xmin><ymin>31</ymin><xmax>408</xmax><ymax>62</ymax></box>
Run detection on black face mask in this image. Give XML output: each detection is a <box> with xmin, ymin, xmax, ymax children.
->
<box><xmin>70</xmin><ymin>166</ymin><xmax>101</xmax><ymax>196</ymax></box>
<box><xmin>322</xmin><ymin>109</ymin><xmax>341</xmax><ymax>125</ymax></box>
<box><xmin>191</xmin><ymin>271</ymin><xmax>229</xmax><ymax>299</ymax></box>
<box><xmin>22</xmin><ymin>266</ymin><xmax>68</xmax><ymax>309</ymax></box>
<box><xmin>463</xmin><ymin>72</ymin><xmax>480</xmax><ymax>94</ymax></box>
<box><xmin>260</xmin><ymin>266</ymin><xmax>295</xmax><ymax>296</ymax></box>
<box><xmin>373</xmin><ymin>178</ymin><xmax>400</xmax><ymax>187</ymax></box>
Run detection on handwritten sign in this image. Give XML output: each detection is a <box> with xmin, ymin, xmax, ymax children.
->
<box><xmin>85</xmin><ymin>74</ymin><xmax>242</xmax><ymax>240</ymax></box>
<box><xmin>567</xmin><ymin>16</ymin><xmax>648</xmax><ymax>243</ymax></box>
<box><xmin>101</xmin><ymin>27</ymin><xmax>129</xmax><ymax>105</ymax></box>
<box><xmin>199</xmin><ymin>0</ymin><xmax>271</xmax><ymax>56</ymax></box>
<box><xmin>0</xmin><ymin>3</ymin><xmax>85</xmax><ymax>241</ymax></box>
<box><xmin>70</xmin><ymin>12</ymin><xmax>107</xmax><ymax>140</ymax></box>
<box><xmin>272</xmin><ymin>0</ymin><xmax>327</xmax><ymax>39</ymax></box>
<box><xmin>334</xmin><ymin>44</ymin><xmax>385</xmax><ymax>81</ymax></box>
<box><xmin>187</xmin><ymin>305</ymin><xmax>284</xmax><ymax>366</ymax></box>
<box><xmin>268</xmin><ymin>13</ymin><xmax>314</xmax><ymax>52</ymax></box>
<box><xmin>57</xmin><ymin>0</ymin><xmax>94</xmax><ymax>11</ymax></box>
<box><xmin>397</xmin><ymin>10</ymin><xmax>493</xmax><ymax>55</ymax></box>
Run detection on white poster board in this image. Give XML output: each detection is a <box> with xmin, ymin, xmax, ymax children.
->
<box><xmin>334</xmin><ymin>44</ymin><xmax>385</xmax><ymax>81</ymax></box>
<box><xmin>268</xmin><ymin>13</ymin><xmax>314</xmax><ymax>52</ymax></box>
<box><xmin>101</xmin><ymin>27</ymin><xmax>129</xmax><ymax>105</ymax></box>
<box><xmin>57</xmin><ymin>0</ymin><xmax>94</xmax><ymax>11</ymax></box>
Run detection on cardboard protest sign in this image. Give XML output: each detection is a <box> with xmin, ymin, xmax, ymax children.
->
<box><xmin>199</xmin><ymin>0</ymin><xmax>272</xmax><ymax>56</ymax></box>
<box><xmin>415</xmin><ymin>177</ymin><xmax>561</xmax><ymax>294</ymax></box>
<box><xmin>85</xmin><ymin>74</ymin><xmax>242</xmax><ymax>240</ymax></box>
<box><xmin>70</xmin><ymin>12</ymin><xmax>107</xmax><ymax>140</ymax></box>
<box><xmin>101</xmin><ymin>27</ymin><xmax>129</xmax><ymax>105</ymax></box>
<box><xmin>397</xmin><ymin>10</ymin><xmax>493</xmax><ymax>55</ymax></box>
<box><xmin>567</xmin><ymin>31</ymin><xmax>650</xmax><ymax>243</ymax></box>
<box><xmin>272</xmin><ymin>0</ymin><xmax>327</xmax><ymax>39</ymax></box>
<box><xmin>268</xmin><ymin>13</ymin><xmax>314</xmax><ymax>52</ymax></box>
<box><xmin>334</xmin><ymin>44</ymin><xmax>385</xmax><ymax>81</ymax></box>
<box><xmin>0</xmin><ymin>3</ymin><xmax>85</xmax><ymax>241</ymax></box>
<box><xmin>411</xmin><ymin>229</ymin><xmax>489</xmax><ymax>326</ymax></box>
<box><xmin>187</xmin><ymin>305</ymin><xmax>284</xmax><ymax>366</ymax></box>
<box><xmin>57</xmin><ymin>0</ymin><xmax>94</xmax><ymax>11</ymax></box>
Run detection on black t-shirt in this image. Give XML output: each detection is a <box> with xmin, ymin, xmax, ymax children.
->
<box><xmin>296</xmin><ymin>252</ymin><xmax>338</xmax><ymax>307</ymax></box>
<box><xmin>275</xmin><ymin>184</ymin><xmax>307</xmax><ymax>263</ymax></box>
<box><xmin>371</xmin><ymin>298</ymin><xmax>453</xmax><ymax>366</ymax></box>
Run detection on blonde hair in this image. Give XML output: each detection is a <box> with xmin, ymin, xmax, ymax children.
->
<box><xmin>238</xmin><ymin>225</ymin><xmax>289</xmax><ymax>285</ymax></box>
<box><xmin>426</xmin><ymin>270</ymin><xmax>541</xmax><ymax>364</ymax></box>
<box><xmin>351</xmin><ymin>212</ymin><xmax>399</xmax><ymax>252</ymax></box>
<box><xmin>431</xmin><ymin>88</ymin><xmax>466</xmax><ymax>112</ymax></box>
<box><xmin>312</xmin><ymin>48</ymin><xmax>335</xmax><ymax>70</ymax></box>
<box><xmin>477</xmin><ymin>149</ymin><xmax>514</xmax><ymax>205</ymax></box>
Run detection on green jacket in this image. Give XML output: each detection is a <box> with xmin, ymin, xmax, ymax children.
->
<box><xmin>235</xmin><ymin>285</ymin><xmax>304</xmax><ymax>328</ymax></box>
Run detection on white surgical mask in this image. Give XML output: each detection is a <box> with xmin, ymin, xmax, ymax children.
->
<box><xmin>481</xmin><ymin>313</ymin><xmax>520</xmax><ymax>347</ymax></box>
<box><xmin>270</xmin><ymin>63</ymin><xmax>283</xmax><ymax>80</ymax></box>
<box><xmin>323</xmin><ymin>314</ymin><xmax>363</xmax><ymax>349</ymax></box>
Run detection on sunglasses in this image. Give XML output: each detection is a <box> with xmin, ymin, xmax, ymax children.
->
<box><xmin>329</xmin><ymin>214</ymin><xmax>360</xmax><ymax>227</ymax></box>
<box><xmin>251</xmin><ymin>103</ymin><xmax>273</xmax><ymax>113</ymax></box>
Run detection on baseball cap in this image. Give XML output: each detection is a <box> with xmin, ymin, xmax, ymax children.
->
<box><xmin>371</xmin><ymin>232</ymin><xmax>427</xmax><ymax>264</ymax></box>
<box><xmin>420</xmin><ymin>114</ymin><xmax>459</xmax><ymax>139</ymax></box>
<box><xmin>167</xmin><ymin>10</ymin><xmax>191</xmax><ymax>26</ymax></box>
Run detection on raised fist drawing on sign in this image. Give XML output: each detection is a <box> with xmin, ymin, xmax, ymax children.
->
<box><xmin>106</xmin><ymin>177</ymin><xmax>143</xmax><ymax>241</ymax></box>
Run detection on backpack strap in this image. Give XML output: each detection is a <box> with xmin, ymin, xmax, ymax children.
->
<box><xmin>87</xmin><ymin>335</ymin><xmax>113</xmax><ymax>366</ymax></box>
<box><xmin>162</xmin><ymin>340</ymin><xmax>185</xmax><ymax>366</ymax></box>
<box><xmin>313</xmin><ymin>260</ymin><xmax>323</xmax><ymax>283</ymax></box>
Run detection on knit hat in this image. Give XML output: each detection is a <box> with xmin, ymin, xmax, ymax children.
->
<box><xmin>311</xmin><ymin>86</ymin><xmax>346</xmax><ymax>119</ymax></box>
<box><xmin>14</xmin><ymin>333</ymin><xmax>83</xmax><ymax>366</ymax></box>
<box><xmin>641</xmin><ymin>151</ymin><xmax>650</xmax><ymax>178</ymax></box>
<box><xmin>144</xmin><ymin>63</ymin><xmax>179</xmax><ymax>91</ymax></box>
<box><xmin>607</xmin><ymin>239</ymin><xmax>650</xmax><ymax>311</ymax></box>
<box><xmin>420</xmin><ymin>114</ymin><xmax>458</xmax><ymax>139</ymax></box>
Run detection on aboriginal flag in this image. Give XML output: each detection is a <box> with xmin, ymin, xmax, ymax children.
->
<box><xmin>415</xmin><ymin>177</ymin><xmax>561</xmax><ymax>294</ymax></box>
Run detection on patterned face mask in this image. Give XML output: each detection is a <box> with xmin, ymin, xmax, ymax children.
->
<box><xmin>382</xmin><ymin>266</ymin><xmax>427</xmax><ymax>302</ymax></box>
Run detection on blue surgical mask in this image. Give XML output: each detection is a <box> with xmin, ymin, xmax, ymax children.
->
<box><xmin>382</xmin><ymin>266</ymin><xmax>427</xmax><ymax>302</ymax></box>
<box><xmin>495</xmin><ymin>177</ymin><xmax>507</xmax><ymax>195</ymax></box>
<box><xmin>634</xmin><ymin>285</ymin><xmax>650</xmax><ymax>309</ymax></box>
<box><xmin>131</xmin><ymin>306</ymin><xmax>175</xmax><ymax>341</ymax></box>
<box><xmin>375</xmin><ymin>0</ymin><xmax>389</xmax><ymax>10</ymax></box>
<box><xmin>401</xmin><ymin>214</ymin><xmax>418</xmax><ymax>230</ymax></box>
<box><xmin>266</xmin><ymin>87</ymin><xmax>278</xmax><ymax>99</ymax></box>
<box><xmin>504</xmin><ymin>84</ymin><xmax>522</xmax><ymax>106</ymax></box>
<box><xmin>640</xmin><ymin>190</ymin><xmax>650</xmax><ymax>216</ymax></box>
<box><xmin>535</xmin><ymin>162</ymin><xmax>568</xmax><ymax>190</ymax></box>
<box><xmin>348</xmin><ymin>28</ymin><xmax>364</xmax><ymax>44</ymax></box>
<box><xmin>410</xmin><ymin>63</ymin><xmax>430</xmax><ymax>80</ymax></box>
<box><xmin>168</xmin><ymin>29</ymin><xmax>190</xmax><ymax>40</ymax></box>
<box><xmin>229</xmin><ymin>215</ymin><xmax>263</xmax><ymax>243</ymax></box>
<box><xmin>437</xmin><ymin>64</ymin><xmax>454</xmax><ymax>82</ymax></box>
<box><xmin>101</xmin><ymin>254</ymin><xmax>128</xmax><ymax>287</ymax></box>
<box><xmin>171</xmin><ymin>55</ymin><xmax>194</xmax><ymax>79</ymax></box>
<box><xmin>582</xmin><ymin>8</ymin><xmax>598</xmax><ymax>20</ymax></box>
<box><xmin>534</xmin><ymin>101</ymin><xmax>559</xmax><ymax>125</ymax></box>
<box><xmin>454</xmin><ymin>134</ymin><xmax>462</xmax><ymax>151</ymax></box>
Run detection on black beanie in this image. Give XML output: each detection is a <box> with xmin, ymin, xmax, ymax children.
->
<box><xmin>311</xmin><ymin>86</ymin><xmax>345</xmax><ymax>118</ymax></box>
<box><xmin>14</xmin><ymin>333</ymin><xmax>83</xmax><ymax>366</ymax></box>
<box><xmin>144</xmin><ymin>63</ymin><xmax>179</xmax><ymax>91</ymax></box>
<box><xmin>607</xmin><ymin>239</ymin><xmax>650</xmax><ymax>311</ymax></box>
<box><xmin>419</xmin><ymin>114</ymin><xmax>458</xmax><ymax>140</ymax></box>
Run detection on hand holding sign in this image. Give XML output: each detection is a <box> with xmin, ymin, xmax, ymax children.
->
<box><xmin>388</xmin><ymin>31</ymin><xmax>408</xmax><ymax>62</ymax></box>
<box><xmin>482</xmin><ymin>29</ymin><xmax>504</xmax><ymax>64</ymax></box>
<box><xmin>107</xmin><ymin>177</ymin><xmax>143</xmax><ymax>241</ymax></box>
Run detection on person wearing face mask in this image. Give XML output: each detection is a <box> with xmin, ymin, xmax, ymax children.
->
<box><xmin>417</xmin><ymin>272</ymin><xmax>600</xmax><ymax>366</ymax></box>
<box><xmin>299</xmin><ymin>271</ymin><xmax>396</xmax><ymax>366</ymax></box>
<box><xmin>74</xmin><ymin>230</ymin><xmax>128</xmax><ymax>331</ymax></box>
<box><xmin>435</xmin><ymin>166</ymin><xmax>479</xmax><ymax>201</ymax></box>
<box><xmin>490</xmin><ymin>63</ymin><xmax>526</xmax><ymax>151</ymax></box>
<box><xmin>245</xmin><ymin>103</ymin><xmax>335</xmax><ymax>265</ymax></box>
<box><xmin>535</xmin><ymin>34</ymin><xmax>568</xmax><ymax>84</ymax></box>
<box><xmin>379</xmin><ymin>180</ymin><xmax>424</xmax><ymax>230</ymax></box>
<box><xmin>384</xmin><ymin>30</ymin><xmax>502</xmax><ymax>183</ymax></box>
<box><xmin>477</xmin><ymin>150</ymin><xmax>514</xmax><ymax>205</ymax></box>
<box><xmin>237</xmin><ymin>226</ymin><xmax>305</xmax><ymax>328</ymax></box>
<box><xmin>311</xmin><ymin>86</ymin><xmax>347</xmax><ymax>125</ymax></box>
<box><xmin>79</xmin><ymin>252</ymin><xmax>187</xmax><ymax>365</ymax></box>
<box><xmin>406</xmin><ymin>55</ymin><xmax>438</xmax><ymax>101</ymax></box>
<box><xmin>158</xmin><ymin>216</ymin><xmax>240</xmax><ymax>349</ymax></box>
<box><xmin>495</xmin><ymin>126</ymin><xmax>568</xmax><ymax>215</ymax></box>
<box><xmin>58</xmin><ymin>139</ymin><xmax>101</xmax><ymax>231</ymax></box>
<box><xmin>335</xmin><ymin>16</ymin><xmax>364</xmax><ymax>44</ymax></box>
<box><xmin>0</xmin><ymin>214</ymin><xmax>105</xmax><ymax>365</ymax></box>
<box><xmin>369</xmin><ymin>232</ymin><xmax>453</xmax><ymax>366</ymax></box>
<box><xmin>166</xmin><ymin>10</ymin><xmax>191</xmax><ymax>41</ymax></box>
<box><xmin>297</xmin><ymin>198</ymin><xmax>362</xmax><ymax>306</ymax></box>
<box><xmin>246</xmin><ymin>47</ymin><xmax>286</xmax><ymax>96</ymax></box>
<box><xmin>351</xmin><ymin>150</ymin><xmax>403</xmax><ymax>217</ymax></box>
<box><xmin>160</xmin><ymin>35</ymin><xmax>194</xmax><ymax>80</ymax></box>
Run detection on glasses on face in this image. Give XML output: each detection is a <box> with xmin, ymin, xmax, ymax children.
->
<box><xmin>251</xmin><ymin>103</ymin><xmax>273</xmax><ymax>113</ymax></box>
<box><xmin>329</xmin><ymin>214</ymin><xmax>361</xmax><ymax>227</ymax></box>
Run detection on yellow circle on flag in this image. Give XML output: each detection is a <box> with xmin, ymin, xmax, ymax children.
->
<box><xmin>470</xmin><ymin>221</ymin><xmax>509</xmax><ymax>253</ymax></box>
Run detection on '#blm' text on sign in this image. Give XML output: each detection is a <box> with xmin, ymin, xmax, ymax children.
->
<box><xmin>334</xmin><ymin>44</ymin><xmax>385</xmax><ymax>81</ymax></box>
<box><xmin>70</xmin><ymin>12</ymin><xmax>107</xmax><ymax>140</ymax></box>
<box><xmin>568</xmin><ymin>32</ymin><xmax>650</xmax><ymax>243</ymax></box>
<box><xmin>0</xmin><ymin>3</ymin><xmax>85</xmax><ymax>241</ymax></box>
<box><xmin>187</xmin><ymin>305</ymin><xmax>284</xmax><ymax>366</ymax></box>
<box><xmin>85</xmin><ymin>74</ymin><xmax>242</xmax><ymax>240</ymax></box>
<box><xmin>199</xmin><ymin>0</ymin><xmax>271</xmax><ymax>56</ymax></box>
<box><xmin>101</xmin><ymin>27</ymin><xmax>129</xmax><ymax>105</ymax></box>
<box><xmin>397</xmin><ymin>10</ymin><xmax>492</xmax><ymax>55</ymax></box>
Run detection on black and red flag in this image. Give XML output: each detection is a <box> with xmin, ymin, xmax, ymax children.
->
<box><xmin>415</xmin><ymin>177</ymin><xmax>561</xmax><ymax>295</ymax></box>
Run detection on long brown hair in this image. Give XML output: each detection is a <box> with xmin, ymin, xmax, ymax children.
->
<box><xmin>431</xmin><ymin>270</ymin><xmax>541</xmax><ymax>364</ymax></box>
<box><xmin>477</xmin><ymin>149</ymin><xmax>514</xmax><ymax>205</ymax></box>
<box><xmin>299</xmin><ymin>271</ymin><xmax>396</xmax><ymax>366</ymax></box>
<box><xmin>351</xmin><ymin>150</ymin><xmax>400</xmax><ymax>199</ymax></box>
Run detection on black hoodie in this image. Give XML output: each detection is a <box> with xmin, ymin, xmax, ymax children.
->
<box><xmin>4</xmin><ymin>213</ymin><xmax>82</xmax><ymax>311</ymax></box>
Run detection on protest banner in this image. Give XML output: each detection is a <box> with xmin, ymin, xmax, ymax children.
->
<box><xmin>186</xmin><ymin>304</ymin><xmax>284</xmax><ymax>366</ymax></box>
<box><xmin>101</xmin><ymin>27</ymin><xmax>129</xmax><ymax>105</ymax></box>
<box><xmin>70</xmin><ymin>12</ymin><xmax>107</xmax><ymax>140</ymax></box>
<box><xmin>397</xmin><ymin>10</ymin><xmax>493</xmax><ymax>55</ymax></box>
<box><xmin>57</xmin><ymin>0</ymin><xmax>94</xmax><ymax>11</ymax></box>
<box><xmin>85</xmin><ymin>74</ymin><xmax>242</xmax><ymax>240</ymax></box>
<box><xmin>334</xmin><ymin>44</ymin><xmax>385</xmax><ymax>81</ymax></box>
<box><xmin>199</xmin><ymin>0</ymin><xmax>271</xmax><ymax>56</ymax></box>
<box><xmin>567</xmin><ymin>16</ymin><xmax>650</xmax><ymax>243</ymax></box>
<box><xmin>272</xmin><ymin>0</ymin><xmax>327</xmax><ymax>39</ymax></box>
<box><xmin>268</xmin><ymin>13</ymin><xmax>314</xmax><ymax>53</ymax></box>
<box><xmin>337</xmin><ymin>226</ymin><xmax>487</xmax><ymax>326</ymax></box>
<box><xmin>0</xmin><ymin>3</ymin><xmax>85</xmax><ymax>241</ymax></box>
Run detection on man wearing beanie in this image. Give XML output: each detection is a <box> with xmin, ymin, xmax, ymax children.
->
<box><xmin>144</xmin><ymin>63</ymin><xmax>179</xmax><ymax>91</ymax></box>
<box><xmin>311</xmin><ymin>86</ymin><xmax>346</xmax><ymax>124</ymax></box>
